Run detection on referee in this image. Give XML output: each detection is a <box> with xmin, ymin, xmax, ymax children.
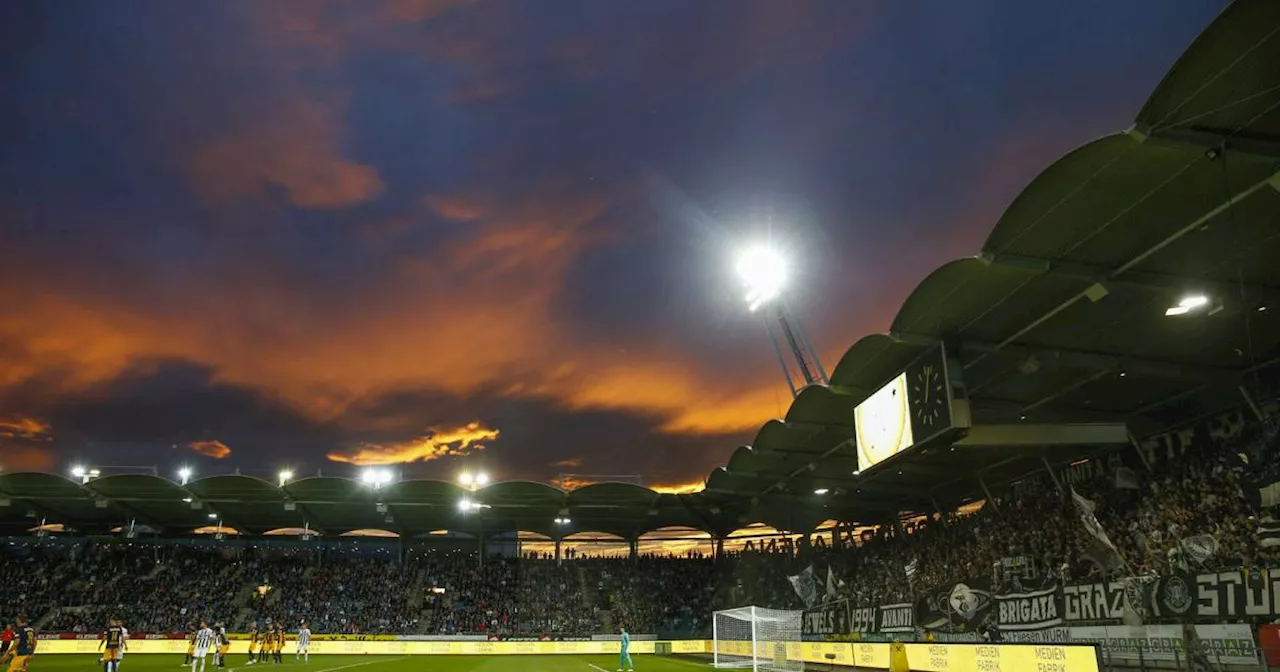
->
<box><xmin>1</xmin><ymin>623</ymin><xmax>13</xmax><ymax>656</ymax></box>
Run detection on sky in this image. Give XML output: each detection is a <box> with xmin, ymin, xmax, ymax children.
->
<box><xmin>0</xmin><ymin>0</ymin><xmax>1224</xmax><ymax>491</ymax></box>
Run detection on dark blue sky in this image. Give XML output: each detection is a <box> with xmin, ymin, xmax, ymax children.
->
<box><xmin>0</xmin><ymin>0</ymin><xmax>1224</xmax><ymax>489</ymax></box>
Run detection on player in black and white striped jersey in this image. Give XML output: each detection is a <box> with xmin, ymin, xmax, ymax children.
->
<box><xmin>295</xmin><ymin>621</ymin><xmax>310</xmax><ymax>663</ymax></box>
<box><xmin>190</xmin><ymin>621</ymin><xmax>214</xmax><ymax>672</ymax></box>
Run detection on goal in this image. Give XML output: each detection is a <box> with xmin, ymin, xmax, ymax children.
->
<box><xmin>712</xmin><ymin>606</ymin><xmax>803</xmax><ymax>671</ymax></box>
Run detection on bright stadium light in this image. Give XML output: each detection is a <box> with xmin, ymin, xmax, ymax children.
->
<box><xmin>475</xmin><ymin>472</ymin><xmax>490</xmax><ymax>486</ymax></box>
<box><xmin>178</xmin><ymin>467</ymin><xmax>192</xmax><ymax>485</ymax></box>
<box><xmin>736</xmin><ymin>244</ymin><xmax>787</xmax><ymax>312</ymax></box>
<box><xmin>362</xmin><ymin>468</ymin><xmax>391</xmax><ymax>488</ymax></box>
<box><xmin>278</xmin><ymin>470</ymin><xmax>293</xmax><ymax>486</ymax></box>
<box><xmin>813</xmin><ymin>488</ymin><xmax>830</xmax><ymax>495</ymax></box>
<box><xmin>458</xmin><ymin>472</ymin><xmax>474</xmax><ymax>486</ymax></box>
<box><xmin>554</xmin><ymin>517</ymin><xmax>571</xmax><ymax>525</ymax></box>
<box><xmin>207</xmin><ymin>513</ymin><xmax>218</xmax><ymax>519</ymax></box>
<box><xmin>71</xmin><ymin>465</ymin><xmax>86</xmax><ymax>478</ymax></box>
<box><xmin>1165</xmin><ymin>293</ymin><xmax>1210</xmax><ymax>317</ymax></box>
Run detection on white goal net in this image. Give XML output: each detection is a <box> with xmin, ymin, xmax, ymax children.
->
<box><xmin>712</xmin><ymin>605</ymin><xmax>803</xmax><ymax>671</ymax></box>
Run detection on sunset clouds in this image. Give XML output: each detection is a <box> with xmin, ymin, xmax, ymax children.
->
<box><xmin>0</xmin><ymin>0</ymin><xmax>1217</xmax><ymax>485</ymax></box>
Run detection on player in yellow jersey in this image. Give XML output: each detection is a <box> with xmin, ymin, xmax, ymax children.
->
<box><xmin>184</xmin><ymin>625</ymin><xmax>197</xmax><ymax>666</ymax></box>
<box><xmin>272</xmin><ymin>625</ymin><xmax>285</xmax><ymax>665</ymax></box>
<box><xmin>100</xmin><ymin>619</ymin><xmax>124</xmax><ymax>672</ymax></box>
<box><xmin>2</xmin><ymin>616</ymin><xmax>36</xmax><ymax>672</ymax></box>
<box><xmin>215</xmin><ymin>623</ymin><xmax>229</xmax><ymax>669</ymax></box>
<box><xmin>245</xmin><ymin>624</ymin><xmax>259</xmax><ymax>666</ymax></box>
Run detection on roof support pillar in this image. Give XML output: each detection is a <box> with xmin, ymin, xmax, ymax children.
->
<box><xmin>1040</xmin><ymin>455</ymin><xmax>1064</xmax><ymax>497</ymax></box>
<box><xmin>978</xmin><ymin>478</ymin><xmax>1000</xmax><ymax>515</ymax></box>
<box><xmin>1240</xmin><ymin>385</ymin><xmax>1265</xmax><ymax>422</ymax></box>
<box><xmin>1128</xmin><ymin>432</ymin><xmax>1153</xmax><ymax>473</ymax></box>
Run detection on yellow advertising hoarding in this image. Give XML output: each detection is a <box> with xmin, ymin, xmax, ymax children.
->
<box><xmin>32</xmin><ymin>637</ymin><xmax>1096</xmax><ymax>671</ymax></box>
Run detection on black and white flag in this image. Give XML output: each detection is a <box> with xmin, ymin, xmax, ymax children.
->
<box><xmin>789</xmin><ymin>565</ymin><xmax>818</xmax><ymax>607</ymax></box>
<box><xmin>1179</xmin><ymin>535</ymin><xmax>1219</xmax><ymax>566</ymax></box>
<box><xmin>1071</xmin><ymin>487</ymin><xmax>1126</xmax><ymax>573</ymax></box>
<box><xmin>905</xmin><ymin>559</ymin><xmax>919</xmax><ymax>580</ymax></box>
<box><xmin>1258</xmin><ymin>517</ymin><xmax>1280</xmax><ymax>548</ymax></box>
<box><xmin>825</xmin><ymin>566</ymin><xmax>839</xmax><ymax>603</ymax></box>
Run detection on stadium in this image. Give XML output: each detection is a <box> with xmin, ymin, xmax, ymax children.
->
<box><xmin>3</xmin><ymin>2</ymin><xmax>1280</xmax><ymax>672</ymax></box>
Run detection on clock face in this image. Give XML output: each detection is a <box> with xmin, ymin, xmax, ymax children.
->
<box><xmin>911</xmin><ymin>363</ymin><xmax>948</xmax><ymax>429</ymax></box>
<box><xmin>854</xmin><ymin>373</ymin><xmax>914</xmax><ymax>471</ymax></box>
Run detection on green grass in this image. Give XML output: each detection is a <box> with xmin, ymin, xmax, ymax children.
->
<box><xmin>18</xmin><ymin>654</ymin><xmax>715</xmax><ymax>672</ymax></box>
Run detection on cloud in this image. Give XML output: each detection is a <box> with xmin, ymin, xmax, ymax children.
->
<box><xmin>326</xmin><ymin>421</ymin><xmax>499</xmax><ymax>465</ymax></box>
<box><xmin>649</xmin><ymin>481</ymin><xmax>706</xmax><ymax>495</ymax></box>
<box><xmin>186</xmin><ymin>96</ymin><xmax>384</xmax><ymax>208</ymax></box>
<box><xmin>424</xmin><ymin>194</ymin><xmax>485</xmax><ymax>222</ymax></box>
<box><xmin>0</xmin><ymin>447</ymin><xmax>55</xmax><ymax>473</ymax></box>
<box><xmin>0</xmin><ymin>416</ymin><xmax>51</xmax><ymax>441</ymax></box>
<box><xmin>550</xmin><ymin>457</ymin><xmax>583</xmax><ymax>468</ymax></box>
<box><xmin>187</xmin><ymin>440</ymin><xmax>233</xmax><ymax>459</ymax></box>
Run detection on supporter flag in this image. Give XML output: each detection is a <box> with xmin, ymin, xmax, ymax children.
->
<box><xmin>788</xmin><ymin>565</ymin><xmax>818</xmax><ymax>608</ymax></box>
<box><xmin>1070</xmin><ymin>487</ymin><xmax>1126</xmax><ymax>573</ymax></box>
<box><xmin>1178</xmin><ymin>535</ymin><xmax>1219</xmax><ymax>565</ymax></box>
<box><xmin>904</xmin><ymin>558</ymin><xmax>919</xmax><ymax>580</ymax></box>
<box><xmin>825</xmin><ymin>566</ymin><xmax>838</xmax><ymax>603</ymax></box>
<box><xmin>1120</xmin><ymin>575</ymin><xmax>1155</xmax><ymax>626</ymax></box>
<box><xmin>1113</xmin><ymin>466</ymin><xmax>1140</xmax><ymax>490</ymax></box>
<box><xmin>1258</xmin><ymin>516</ymin><xmax>1280</xmax><ymax>548</ymax></box>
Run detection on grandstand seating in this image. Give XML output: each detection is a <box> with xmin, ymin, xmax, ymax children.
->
<box><xmin>2</xmin><ymin>415</ymin><xmax>1277</xmax><ymax>637</ymax></box>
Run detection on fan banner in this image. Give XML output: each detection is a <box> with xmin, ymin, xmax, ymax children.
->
<box><xmin>994</xmin><ymin>583</ymin><xmax>1062</xmax><ymax>631</ymax></box>
<box><xmin>915</xmin><ymin>579</ymin><xmax>993</xmax><ymax>633</ymax></box>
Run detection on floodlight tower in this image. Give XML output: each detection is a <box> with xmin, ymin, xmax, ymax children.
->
<box><xmin>736</xmin><ymin>244</ymin><xmax>828</xmax><ymax>397</ymax></box>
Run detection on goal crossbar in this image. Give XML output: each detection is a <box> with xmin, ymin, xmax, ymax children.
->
<box><xmin>712</xmin><ymin>605</ymin><xmax>802</xmax><ymax>672</ymax></box>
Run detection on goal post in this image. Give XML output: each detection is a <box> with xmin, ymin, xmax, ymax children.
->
<box><xmin>712</xmin><ymin>605</ymin><xmax>803</xmax><ymax>671</ymax></box>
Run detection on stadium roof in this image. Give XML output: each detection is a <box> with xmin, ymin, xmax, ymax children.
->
<box><xmin>2</xmin><ymin>1</ymin><xmax>1278</xmax><ymax>540</ymax></box>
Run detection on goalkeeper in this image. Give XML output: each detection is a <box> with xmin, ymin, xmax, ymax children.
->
<box><xmin>617</xmin><ymin>626</ymin><xmax>633</xmax><ymax>671</ymax></box>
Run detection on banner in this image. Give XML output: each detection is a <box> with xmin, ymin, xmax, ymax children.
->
<box><xmin>874</xmin><ymin>603</ymin><xmax>914</xmax><ymax>633</ymax></box>
<box><xmin>1067</xmin><ymin>568</ymin><xmax>1280</xmax><ymax>622</ymax></box>
<box><xmin>1068</xmin><ymin>624</ymin><xmax>1257</xmax><ymax>666</ymax></box>
<box><xmin>915</xmin><ymin>580</ymin><xmax>992</xmax><ymax>633</ymax></box>
<box><xmin>802</xmin><ymin>601</ymin><xmax>849</xmax><ymax>638</ymax></box>
<box><xmin>994</xmin><ymin>584</ymin><xmax>1061</xmax><ymax>632</ymax></box>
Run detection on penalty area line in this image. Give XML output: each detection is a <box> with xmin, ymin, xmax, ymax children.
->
<box><xmin>227</xmin><ymin>656</ymin><xmax>407</xmax><ymax>672</ymax></box>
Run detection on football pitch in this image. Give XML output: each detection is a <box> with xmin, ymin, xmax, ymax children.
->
<box><xmin>20</xmin><ymin>655</ymin><xmax>719</xmax><ymax>672</ymax></box>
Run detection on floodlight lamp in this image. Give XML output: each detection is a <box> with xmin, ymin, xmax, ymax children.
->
<box><xmin>814</xmin><ymin>488</ymin><xmax>830</xmax><ymax>495</ymax></box>
<box><xmin>458</xmin><ymin>498</ymin><xmax>472</xmax><ymax>512</ymax></box>
<box><xmin>278</xmin><ymin>470</ymin><xmax>293</xmax><ymax>486</ymax></box>
<box><xmin>208</xmin><ymin>513</ymin><xmax>218</xmax><ymax>519</ymax></box>
<box><xmin>458</xmin><ymin>472</ymin><xmax>473</xmax><ymax>486</ymax></box>
<box><xmin>72</xmin><ymin>466</ymin><xmax>86</xmax><ymax>478</ymax></box>
<box><xmin>1165</xmin><ymin>294</ymin><xmax>1210</xmax><ymax>317</ymax></box>
<box><xmin>475</xmin><ymin>472</ymin><xmax>490</xmax><ymax>486</ymax></box>
<box><xmin>736</xmin><ymin>245</ymin><xmax>786</xmax><ymax>312</ymax></box>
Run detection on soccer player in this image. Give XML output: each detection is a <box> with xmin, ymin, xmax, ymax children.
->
<box><xmin>272</xmin><ymin>625</ymin><xmax>284</xmax><ymax>664</ymax></box>
<box><xmin>101</xmin><ymin>619</ymin><xmax>124</xmax><ymax>672</ymax></box>
<box><xmin>1</xmin><ymin>623</ymin><xmax>13</xmax><ymax>658</ymax></box>
<box><xmin>295</xmin><ymin>622</ymin><xmax>310</xmax><ymax>663</ymax></box>
<box><xmin>215</xmin><ymin>623</ymin><xmax>230</xmax><ymax>669</ymax></box>
<box><xmin>119</xmin><ymin>623</ymin><xmax>129</xmax><ymax>666</ymax></box>
<box><xmin>246</xmin><ymin>624</ymin><xmax>259</xmax><ymax>665</ymax></box>
<box><xmin>257</xmin><ymin>623</ymin><xmax>271</xmax><ymax>665</ymax></box>
<box><xmin>617</xmin><ymin>626</ymin><xmax>633</xmax><ymax>672</ymax></box>
<box><xmin>3</xmin><ymin>616</ymin><xmax>36</xmax><ymax>672</ymax></box>
<box><xmin>191</xmin><ymin>621</ymin><xmax>214</xmax><ymax>672</ymax></box>
<box><xmin>184</xmin><ymin>625</ymin><xmax>197</xmax><ymax>666</ymax></box>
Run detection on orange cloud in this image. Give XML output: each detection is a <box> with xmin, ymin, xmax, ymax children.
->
<box><xmin>425</xmin><ymin>194</ymin><xmax>485</xmax><ymax>221</ymax></box>
<box><xmin>649</xmin><ymin>481</ymin><xmax>706</xmax><ymax>495</ymax></box>
<box><xmin>327</xmin><ymin>421</ymin><xmax>499</xmax><ymax>465</ymax></box>
<box><xmin>188</xmin><ymin>440</ymin><xmax>233</xmax><ymax>459</ymax></box>
<box><xmin>553</xmin><ymin>475</ymin><xmax>598</xmax><ymax>491</ymax></box>
<box><xmin>187</xmin><ymin>96</ymin><xmax>383</xmax><ymax>208</ymax></box>
<box><xmin>0</xmin><ymin>416</ymin><xmax>51</xmax><ymax>441</ymax></box>
<box><xmin>550</xmin><ymin>458</ymin><xmax>583</xmax><ymax>468</ymax></box>
<box><xmin>0</xmin><ymin>447</ymin><xmax>55</xmax><ymax>473</ymax></box>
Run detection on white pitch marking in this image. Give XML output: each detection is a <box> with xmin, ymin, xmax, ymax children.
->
<box><xmin>588</xmin><ymin>664</ymin><xmax>612</xmax><ymax>672</ymax></box>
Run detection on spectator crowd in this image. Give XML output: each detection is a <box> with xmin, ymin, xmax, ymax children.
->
<box><xmin>3</xmin><ymin>411</ymin><xmax>1279</xmax><ymax>636</ymax></box>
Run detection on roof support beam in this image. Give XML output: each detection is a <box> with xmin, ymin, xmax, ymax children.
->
<box><xmin>892</xmin><ymin>331</ymin><xmax>1240</xmax><ymax>384</ymax></box>
<box><xmin>1130</xmin><ymin>123</ymin><xmax>1280</xmax><ymax>162</ymax></box>
<box><xmin>952</xmin><ymin>422</ymin><xmax>1130</xmax><ymax>448</ymax></box>
<box><xmin>980</xmin><ymin>251</ymin><xmax>1280</xmax><ymax>303</ymax></box>
<box><xmin>963</xmin><ymin>168</ymin><xmax>1280</xmax><ymax>371</ymax></box>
